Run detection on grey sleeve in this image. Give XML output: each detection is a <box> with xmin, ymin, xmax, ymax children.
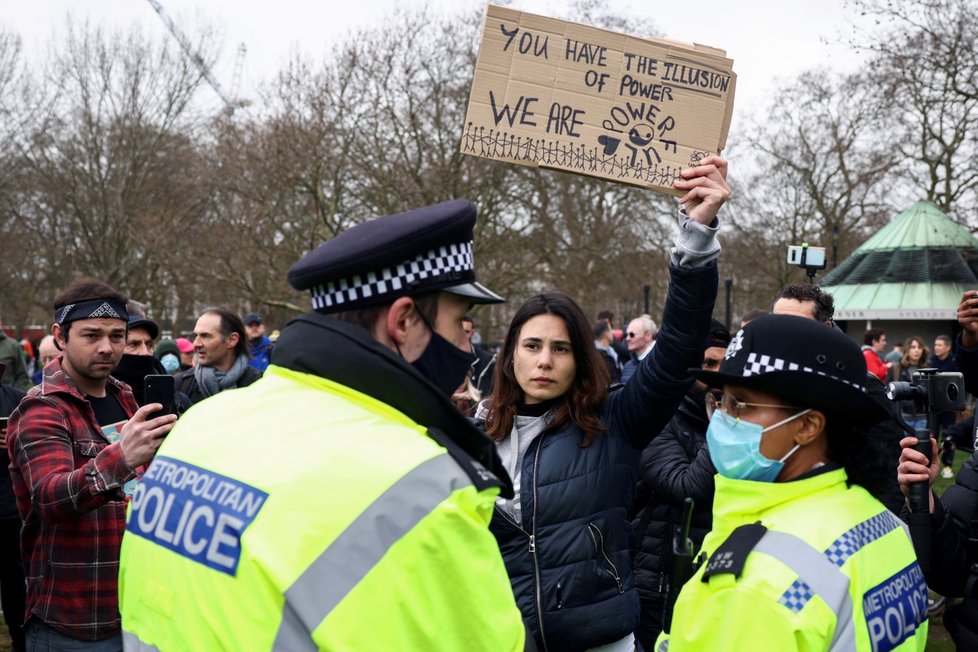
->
<box><xmin>670</xmin><ymin>207</ymin><xmax>721</xmax><ymax>268</ymax></box>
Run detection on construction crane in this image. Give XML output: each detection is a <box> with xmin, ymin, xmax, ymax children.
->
<box><xmin>229</xmin><ymin>43</ymin><xmax>247</xmax><ymax>104</ymax></box>
<box><xmin>145</xmin><ymin>0</ymin><xmax>241</xmax><ymax>113</ymax></box>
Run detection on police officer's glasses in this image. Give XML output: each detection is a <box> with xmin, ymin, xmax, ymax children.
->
<box><xmin>705</xmin><ymin>393</ymin><xmax>802</xmax><ymax>420</ymax></box>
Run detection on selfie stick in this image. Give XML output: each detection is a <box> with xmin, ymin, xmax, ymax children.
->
<box><xmin>799</xmin><ymin>244</ymin><xmax>819</xmax><ymax>285</ymax></box>
<box><xmin>908</xmin><ymin>412</ymin><xmax>935</xmax><ymax>574</ymax></box>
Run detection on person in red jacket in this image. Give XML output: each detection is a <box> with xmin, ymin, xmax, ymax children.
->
<box><xmin>862</xmin><ymin>327</ymin><xmax>889</xmax><ymax>381</ymax></box>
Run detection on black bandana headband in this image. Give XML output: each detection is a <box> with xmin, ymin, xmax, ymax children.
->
<box><xmin>54</xmin><ymin>299</ymin><xmax>129</xmax><ymax>325</ymax></box>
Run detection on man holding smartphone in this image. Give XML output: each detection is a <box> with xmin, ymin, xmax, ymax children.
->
<box><xmin>7</xmin><ymin>279</ymin><xmax>176</xmax><ymax>652</ymax></box>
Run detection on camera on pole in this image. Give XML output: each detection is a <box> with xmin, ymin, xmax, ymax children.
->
<box><xmin>887</xmin><ymin>368</ymin><xmax>966</xmax><ymax>572</ymax></box>
<box><xmin>786</xmin><ymin>243</ymin><xmax>827</xmax><ymax>284</ymax></box>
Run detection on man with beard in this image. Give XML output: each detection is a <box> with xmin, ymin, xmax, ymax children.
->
<box><xmin>119</xmin><ymin>200</ymin><xmax>531</xmax><ymax>651</ymax></box>
<box><xmin>7</xmin><ymin>279</ymin><xmax>175</xmax><ymax>651</ymax></box>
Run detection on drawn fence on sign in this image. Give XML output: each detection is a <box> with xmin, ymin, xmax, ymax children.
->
<box><xmin>461</xmin><ymin>122</ymin><xmax>706</xmax><ymax>187</ymax></box>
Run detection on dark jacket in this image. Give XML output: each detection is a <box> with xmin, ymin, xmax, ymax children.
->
<box><xmin>0</xmin><ymin>332</ymin><xmax>29</xmax><ymax>391</ymax></box>
<box><xmin>174</xmin><ymin>363</ymin><xmax>262</xmax><ymax>406</ymax></box>
<box><xmin>944</xmin><ymin>414</ymin><xmax>975</xmax><ymax>451</ymax></box>
<box><xmin>924</xmin><ymin>458</ymin><xmax>978</xmax><ymax>598</ymax></box>
<box><xmin>891</xmin><ymin>364</ymin><xmax>922</xmax><ymax>421</ymax></box>
<box><xmin>631</xmin><ymin>391</ymin><xmax>715</xmax><ymax>643</ymax></box>
<box><xmin>957</xmin><ymin>333</ymin><xmax>978</xmax><ymax>394</ymax></box>
<box><xmin>0</xmin><ymin>384</ymin><xmax>26</xmax><ymax>521</ymax></box>
<box><xmin>926</xmin><ymin>338</ymin><xmax>978</xmax><ymax>645</ymax></box>
<box><xmin>862</xmin><ymin>373</ymin><xmax>913</xmax><ymax>514</ymax></box>
<box><xmin>910</xmin><ymin>453</ymin><xmax>978</xmax><ymax>646</ymax></box>
<box><xmin>486</xmin><ymin>262</ymin><xmax>717</xmax><ymax>652</ymax></box>
<box><xmin>611</xmin><ymin>335</ymin><xmax>629</xmax><ymax>366</ymax></box>
<box><xmin>929</xmin><ymin>352</ymin><xmax>959</xmax><ymax>374</ymax></box>
<box><xmin>597</xmin><ymin>347</ymin><xmax>621</xmax><ymax>385</ymax></box>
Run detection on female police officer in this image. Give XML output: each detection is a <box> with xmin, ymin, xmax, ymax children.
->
<box><xmin>657</xmin><ymin>314</ymin><xmax>928</xmax><ymax>652</ymax></box>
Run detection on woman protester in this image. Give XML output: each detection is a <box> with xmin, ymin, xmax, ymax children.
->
<box><xmin>475</xmin><ymin>157</ymin><xmax>727</xmax><ymax>651</ymax></box>
<box><xmin>658</xmin><ymin>314</ymin><xmax>928</xmax><ymax>652</ymax></box>
<box><xmin>891</xmin><ymin>336</ymin><xmax>930</xmax><ymax>430</ymax></box>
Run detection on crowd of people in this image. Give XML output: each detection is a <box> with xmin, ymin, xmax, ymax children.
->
<box><xmin>2</xmin><ymin>155</ymin><xmax>977</xmax><ymax>651</ymax></box>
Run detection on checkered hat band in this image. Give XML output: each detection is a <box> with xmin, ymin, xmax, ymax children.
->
<box><xmin>778</xmin><ymin>511</ymin><xmax>901</xmax><ymax>613</ymax></box>
<box><xmin>310</xmin><ymin>241</ymin><xmax>474</xmax><ymax>311</ymax></box>
<box><xmin>741</xmin><ymin>352</ymin><xmax>868</xmax><ymax>393</ymax></box>
<box><xmin>54</xmin><ymin>299</ymin><xmax>129</xmax><ymax>325</ymax></box>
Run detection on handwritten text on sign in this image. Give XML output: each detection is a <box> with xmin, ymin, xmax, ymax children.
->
<box><xmin>461</xmin><ymin>5</ymin><xmax>737</xmax><ymax>195</ymax></box>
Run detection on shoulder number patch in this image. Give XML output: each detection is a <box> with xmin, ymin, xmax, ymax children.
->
<box><xmin>702</xmin><ymin>522</ymin><xmax>767</xmax><ymax>582</ymax></box>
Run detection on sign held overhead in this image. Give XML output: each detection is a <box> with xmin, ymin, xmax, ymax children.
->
<box><xmin>461</xmin><ymin>5</ymin><xmax>737</xmax><ymax>195</ymax></box>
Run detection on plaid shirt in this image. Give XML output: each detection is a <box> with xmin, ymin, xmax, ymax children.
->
<box><xmin>7</xmin><ymin>358</ymin><xmax>138</xmax><ymax>641</ymax></box>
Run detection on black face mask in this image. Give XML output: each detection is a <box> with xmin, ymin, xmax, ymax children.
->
<box><xmin>410</xmin><ymin>314</ymin><xmax>476</xmax><ymax>398</ymax></box>
<box><xmin>112</xmin><ymin>354</ymin><xmax>166</xmax><ymax>405</ymax></box>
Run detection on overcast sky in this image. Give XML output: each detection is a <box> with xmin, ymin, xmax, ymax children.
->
<box><xmin>2</xmin><ymin>0</ymin><xmax>867</xmax><ymax>134</ymax></box>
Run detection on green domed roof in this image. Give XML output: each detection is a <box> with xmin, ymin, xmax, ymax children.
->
<box><xmin>854</xmin><ymin>201</ymin><xmax>978</xmax><ymax>251</ymax></box>
<box><xmin>822</xmin><ymin>202</ymin><xmax>978</xmax><ymax>320</ymax></box>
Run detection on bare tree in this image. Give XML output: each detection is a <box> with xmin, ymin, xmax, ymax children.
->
<box><xmin>0</xmin><ymin>29</ymin><xmax>36</xmax><ymax>327</ymax></box>
<box><xmin>725</xmin><ymin>69</ymin><xmax>896</xmax><ymax>314</ymax></box>
<box><xmin>177</xmin><ymin>57</ymin><xmax>364</xmax><ymax>322</ymax></box>
<box><xmin>6</xmin><ymin>20</ymin><xmax>215</xmax><ymax>328</ymax></box>
<box><xmin>1</xmin><ymin>1</ymin><xmax>726</xmax><ymax>341</ymax></box>
<box><xmin>848</xmin><ymin>0</ymin><xmax>978</xmax><ymax>217</ymax></box>
<box><xmin>513</xmin><ymin>168</ymin><xmax>676</xmax><ymax>320</ymax></box>
<box><xmin>197</xmin><ymin>8</ymin><xmax>538</xmax><ymax>333</ymax></box>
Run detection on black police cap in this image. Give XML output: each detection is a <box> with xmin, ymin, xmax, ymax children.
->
<box><xmin>288</xmin><ymin>199</ymin><xmax>504</xmax><ymax>313</ymax></box>
<box><xmin>691</xmin><ymin>314</ymin><xmax>889</xmax><ymax>425</ymax></box>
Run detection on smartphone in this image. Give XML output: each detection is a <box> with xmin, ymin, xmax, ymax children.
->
<box><xmin>786</xmin><ymin>244</ymin><xmax>826</xmax><ymax>268</ymax></box>
<box><xmin>143</xmin><ymin>374</ymin><xmax>176</xmax><ymax>417</ymax></box>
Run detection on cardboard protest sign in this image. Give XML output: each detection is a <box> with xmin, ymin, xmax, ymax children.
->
<box><xmin>461</xmin><ymin>5</ymin><xmax>736</xmax><ymax>195</ymax></box>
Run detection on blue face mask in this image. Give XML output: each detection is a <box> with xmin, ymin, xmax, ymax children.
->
<box><xmin>159</xmin><ymin>353</ymin><xmax>180</xmax><ymax>374</ymax></box>
<box><xmin>706</xmin><ymin>408</ymin><xmax>811</xmax><ymax>482</ymax></box>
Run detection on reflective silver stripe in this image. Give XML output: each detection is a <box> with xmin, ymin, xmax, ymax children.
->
<box><xmin>656</xmin><ymin>638</ymin><xmax>669</xmax><ymax>652</ymax></box>
<box><xmin>755</xmin><ymin>531</ymin><xmax>857</xmax><ymax>652</ymax></box>
<box><xmin>271</xmin><ymin>453</ymin><xmax>472</xmax><ymax>651</ymax></box>
<box><xmin>122</xmin><ymin>630</ymin><xmax>161</xmax><ymax>651</ymax></box>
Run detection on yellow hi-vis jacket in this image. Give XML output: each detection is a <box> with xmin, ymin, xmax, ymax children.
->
<box><xmin>657</xmin><ymin>468</ymin><xmax>928</xmax><ymax>652</ymax></box>
<box><xmin>119</xmin><ymin>365</ymin><xmax>526</xmax><ymax>651</ymax></box>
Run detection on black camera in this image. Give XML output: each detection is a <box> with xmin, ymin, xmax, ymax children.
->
<box><xmin>888</xmin><ymin>368</ymin><xmax>965</xmax><ymax>572</ymax></box>
<box><xmin>886</xmin><ymin>368</ymin><xmax>966</xmax><ymax>414</ymax></box>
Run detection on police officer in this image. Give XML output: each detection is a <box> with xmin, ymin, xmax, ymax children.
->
<box><xmin>119</xmin><ymin>200</ymin><xmax>531</xmax><ymax>651</ymax></box>
<box><xmin>658</xmin><ymin>315</ymin><xmax>928</xmax><ymax>652</ymax></box>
